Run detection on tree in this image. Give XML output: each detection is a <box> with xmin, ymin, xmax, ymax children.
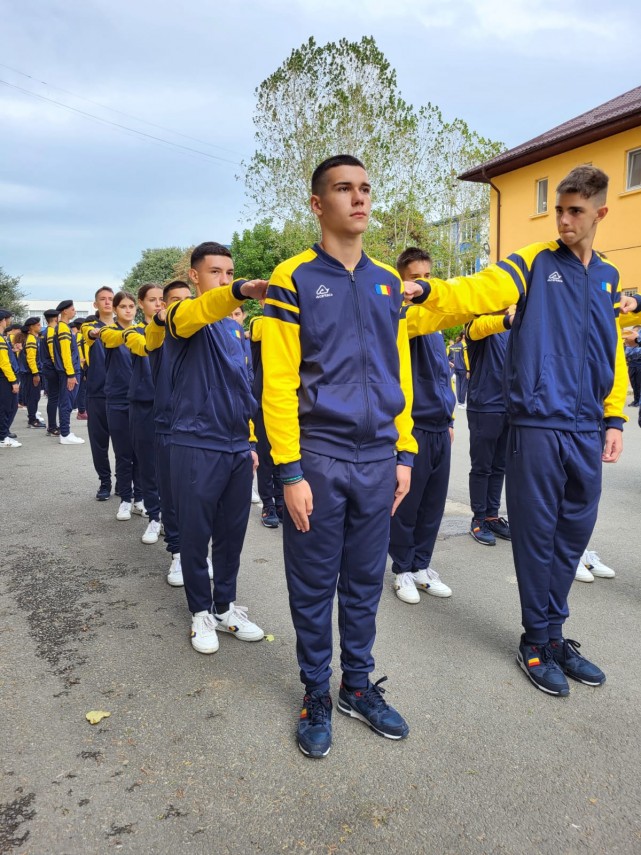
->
<box><xmin>0</xmin><ymin>267</ymin><xmax>27</xmax><ymax>317</ymax></box>
<box><xmin>123</xmin><ymin>247</ymin><xmax>187</xmax><ymax>292</ymax></box>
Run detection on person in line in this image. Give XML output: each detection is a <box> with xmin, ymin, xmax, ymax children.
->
<box><xmin>164</xmin><ymin>243</ymin><xmax>267</xmax><ymax>653</ymax></box>
<box><xmin>388</xmin><ymin>247</ymin><xmax>454</xmax><ymax>605</ymax></box>
<box><xmin>41</xmin><ymin>309</ymin><xmax>61</xmax><ymax>436</ymax></box>
<box><xmin>52</xmin><ymin>300</ymin><xmax>84</xmax><ymax>445</ymax></box>
<box><xmin>448</xmin><ymin>333</ymin><xmax>469</xmax><ymax>409</ymax></box>
<box><xmin>19</xmin><ymin>317</ymin><xmax>45</xmax><ymax>429</ymax></box>
<box><xmin>71</xmin><ymin>318</ymin><xmax>88</xmax><ymax>421</ymax></box>
<box><xmin>0</xmin><ymin>309</ymin><xmax>21</xmax><ymax>448</ymax></box>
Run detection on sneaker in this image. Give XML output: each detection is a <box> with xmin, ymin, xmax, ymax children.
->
<box><xmin>96</xmin><ymin>483</ymin><xmax>111</xmax><ymax>501</ymax></box>
<box><xmin>582</xmin><ymin>550</ymin><xmax>615</xmax><ymax>579</ymax></box>
<box><xmin>469</xmin><ymin>519</ymin><xmax>496</xmax><ymax>546</ymax></box>
<box><xmin>142</xmin><ymin>519</ymin><xmax>161</xmax><ymax>544</ymax></box>
<box><xmin>517</xmin><ymin>637</ymin><xmax>569</xmax><ymax>696</ymax></box>
<box><xmin>457</xmin><ymin>402</ymin><xmax>467</xmax><ymax>410</ymax></box>
<box><xmin>412</xmin><ymin>567</ymin><xmax>452</xmax><ymax>598</ymax></box>
<box><xmin>261</xmin><ymin>505</ymin><xmax>279</xmax><ymax>528</ymax></box>
<box><xmin>485</xmin><ymin>516</ymin><xmax>511</xmax><ymax>541</ymax></box>
<box><xmin>297</xmin><ymin>690</ymin><xmax>333</xmax><ymax>758</ymax></box>
<box><xmin>27</xmin><ymin>419</ymin><xmax>45</xmax><ymax>428</ymax></box>
<box><xmin>251</xmin><ymin>487</ymin><xmax>261</xmax><ymax>504</ymax></box>
<box><xmin>549</xmin><ymin>638</ymin><xmax>606</xmax><ymax>686</ymax></box>
<box><xmin>132</xmin><ymin>501</ymin><xmax>147</xmax><ymax>517</ymax></box>
<box><xmin>190</xmin><ymin>612</ymin><xmax>219</xmax><ymax>654</ymax></box>
<box><xmin>76</xmin><ymin>412</ymin><xmax>88</xmax><ymax>420</ymax></box>
<box><xmin>392</xmin><ymin>571</ymin><xmax>420</xmax><ymax>604</ymax></box>
<box><xmin>207</xmin><ymin>557</ymin><xmax>213</xmax><ymax>581</ymax></box>
<box><xmin>0</xmin><ymin>437</ymin><xmax>21</xmax><ymax>448</ymax></box>
<box><xmin>214</xmin><ymin>603</ymin><xmax>264</xmax><ymax>641</ymax></box>
<box><xmin>46</xmin><ymin>428</ymin><xmax>60</xmax><ymax>437</ymax></box>
<box><xmin>275</xmin><ymin>504</ymin><xmax>284</xmax><ymax>523</ymax></box>
<box><xmin>116</xmin><ymin>501</ymin><xmax>132</xmax><ymax>521</ymax></box>
<box><xmin>59</xmin><ymin>432</ymin><xmax>85</xmax><ymax>445</ymax></box>
<box><xmin>167</xmin><ymin>554</ymin><xmax>184</xmax><ymax>587</ymax></box>
<box><xmin>337</xmin><ymin>677</ymin><xmax>409</xmax><ymax>740</ymax></box>
<box><xmin>575</xmin><ymin>561</ymin><xmax>595</xmax><ymax>583</ymax></box>
<box><xmin>8</xmin><ymin>431</ymin><xmax>17</xmax><ymax>438</ymax></box>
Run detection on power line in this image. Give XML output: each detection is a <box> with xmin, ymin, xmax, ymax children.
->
<box><xmin>0</xmin><ymin>61</ymin><xmax>243</xmax><ymax>159</ymax></box>
<box><xmin>0</xmin><ymin>78</ymin><xmax>242</xmax><ymax>166</ymax></box>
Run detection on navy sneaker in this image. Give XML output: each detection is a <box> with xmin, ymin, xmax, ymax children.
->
<box><xmin>517</xmin><ymin>637</ymin><xmax>569</xmax><ymax>696</ymax></box>
<box><xmin>469</xmin><ymin>519</ymin><xmax>496</xmax><ymax>546</ymax></box>
<box><xmin>297</xmin><ymin>690</ymin><xmax>332</xmax><ymax>758</ymax></box>
<box><xmin>96</xmin><ymin>483</ymin><xmax>111</xmax><ymax>501</ymax></box>
<box><xmin>275</xmin><ymin>504</ymin><xmax>284</xmax><ymax>523</ymax></box>
<box><xmin>485</xmin><ymin>516</ymin><xmax>511</xmax><ymax>541</ymax></box>
<box><xmin>550</xmin><ymin>638</ymin><xmax>606</xmax><ymax>686</ymax></box>
<box><xmin>46</xmin><ymin>428</ymin><xmax>60</xmax><ymax>436</ymax></box>
<box><xmin>261</xmin><ymin>505</ymin><xmax>279</xmax><ymax>528</ymax></box>
<box><xmin>337</xmin><ymin>677</ymin><xmax>409</xmax><ymax>740</ymax></box>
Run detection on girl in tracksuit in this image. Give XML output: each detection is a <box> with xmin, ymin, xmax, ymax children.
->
<box><xmin>123</xmin><ymin>284</ymin><xmax>163</xmax><ymax>544</ymax></box>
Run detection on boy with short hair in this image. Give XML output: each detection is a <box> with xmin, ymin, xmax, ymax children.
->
<box><xmin>41</xmin><ymin>309</ymin><xmax>61</xmax><ymax>436</ymax></box>
<box><xmin>53</xmin><ymin>300</ymin><xmax>84</xmax><ymax>445</ymax></box>
<box><xmin>0</xmin><ymin>309</ymin><xmax>21</xmax><ymax>448</ymax></box>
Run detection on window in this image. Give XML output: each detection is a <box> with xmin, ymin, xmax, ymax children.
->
<box><xmin>536</xmin><ymin>178</ymin><xmax>548</xmax><ymax>213</ymax></box>
<box><xmin>459</xmin><ymin>219</ymin><xmax>476</xmax><ymax>244</ymax></box>
<box><xmin>627</xmin><ymin>148</ymin><xmax>641</xmax><ymax>190</ymax></box>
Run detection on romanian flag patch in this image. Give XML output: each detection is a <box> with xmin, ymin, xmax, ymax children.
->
<box><xmin>601</xmin><ymin>282</ymin><xmax>612</xmax><ymax>293</ymax></box>
<box><xmin>375</xmin><ymin>284</ymin><xmax>391</xmax><ymax>296</ymax></box>
<box><xmin>527</xmin><ymin>657</ymin><xmax>540</xmax><ymax>668</ymax></box>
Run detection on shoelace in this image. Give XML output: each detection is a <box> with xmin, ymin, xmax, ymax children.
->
<box><xmin>359</xmin><ymin>676</ymin><xmax>391</xmax><ymax>709</ymax></box>
<box><xmin>305</xmin><ymin>691</ymin><xmax>331</xmax><ymax>725</ymax></box>
<box><xmin>562</xmin><ymin>638</ymin><xmax>583</xmax><ymax>659</ymax></box>
<box><xmin>585</xmin><ymin>550</ymin><xmax>600</xmax><ymax>566</ymax></box>
<box><xmin>398</xmin><ymin>572</ymin><xmax>415</xmax><ymax>587</ymax></box>
<box><xmin>227</xmin><ymin>604</ymin><xmax>251</xmax><ymax>626</ymax></box>
<box><xmin>425</xmin><ymin>568</ymin><xmax>441</xmax><ymax>582</ymax></box>
<box><xmin>198</xmin><ymin>613</ymin><xmax>218</xmax><ymax>633</ymax></box>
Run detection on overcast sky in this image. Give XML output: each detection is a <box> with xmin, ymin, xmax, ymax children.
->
<box><xmin>1</xmin><ymin>0</ymin><xmax>639</xmax><ymax>302</ymax></box>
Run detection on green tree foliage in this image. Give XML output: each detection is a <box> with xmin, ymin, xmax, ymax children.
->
<box><xmin>0</xmin><ymin>267</ymin><xmax>27</xmax><ymax>317</ymax></box>
<box><xmin>123</xmin><ymin>247</ymin><xmax>186</xmax><ymax>293</ymax></box>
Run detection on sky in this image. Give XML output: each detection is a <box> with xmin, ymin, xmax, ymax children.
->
<box><xmin>1</xmin><ymin>0</ymin><xmax>640</xmax><ymax>302</ymax></box>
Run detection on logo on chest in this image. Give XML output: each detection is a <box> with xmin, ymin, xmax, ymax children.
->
<box><xmin>546</xmin><ymin>271</ymin><xmax>564</xmax><ymax>283</ymax></box>
<box><xmin>316</xmin><ymin>284</ymin><xmax>333</xmax><ymax>299</ymax></box>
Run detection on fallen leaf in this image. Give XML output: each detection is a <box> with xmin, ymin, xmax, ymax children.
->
<box><xmin>265</xmin><ymin>634</ymin><xmax>275</xmax><ymax>642</ymax></box>
<box><xmin>86</xmin><ymin>710</ymin><xmax>111</xmax><ymax>725</ymax></box>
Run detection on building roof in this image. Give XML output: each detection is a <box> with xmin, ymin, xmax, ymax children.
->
<box><xmin>460</xmin><ymin>85</ymin><xmax>641</xmax><ymax>183</ymax></box>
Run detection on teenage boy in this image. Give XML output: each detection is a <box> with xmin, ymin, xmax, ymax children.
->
<box><xmin>409</xmin><ymin>166</ymin><xmax>627</xmax><ymax>696</ymax></box>
<box><xmin>448</xmin><ymin>334</ymin><xmax>469</xmax><ymax>408</ymax></box>
<box><xmin>53</xmin><ymin>300</ymin><xmax>84</xmax><ymax>445</ymax></box>
<box><xmin>164</xmin><ymin>244</ymin><xmax>267</xmax><ymax>653</ymax></box>
<box><xmin>71</xmin><ymin>319</ymin><xmax>88</xmax><ymax>420</ymax></box>
<box><xmin>388</xmin><ymin>247</ymin><xmax>454</xmax><ymax>605</ymax></box>
<box><xmin>262</xmin><ymin>155</ymin><xmax>418</xmax><ymax>758</ymax></box>
<box><xmin>465</xmin><ymin>308</ymin><xmax>514</xmax><ymax>546</ymax></box>
<box><xmin>0</xmin><ymin>309</ymin><xmax>21</xmax><ymax>448</ymax></box>
<box><xmin>21</xmin><ymin>317</ymin><xmax>45</xmax><ymax>428</ymax></box>
<box><xmin>82</xmin><ymin>287</ymin><xmax>114</xmax><ymax>498</ymax></box>
<box><xmin>41</xmin><ymin>309</ymin><xmax>61</xmax><ymax>435</ymax></box>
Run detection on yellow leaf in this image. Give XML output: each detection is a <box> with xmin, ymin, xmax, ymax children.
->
<box><xmin>265</xmin><ymin>634</ymin><xmax>275</xmax><ymax>642</ymax></box>
<box><xmin>86</xmin><ymin>710</ymin><xmax>111</xmax><ymax>725</ymax></box>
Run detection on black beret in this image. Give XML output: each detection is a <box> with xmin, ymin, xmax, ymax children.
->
<box><xmin>0</xmin><ymin>308</ymin><xmax>12</xmax><ymax>321</ymax></box>
<box><xmin>44</xmin><ymin>309</ymin><xmax>59</xmax><ymax>319</ymax></box>
<box><xmin>23</xmin><ymin>316</ymin><xmax>40</xmax><ymax>327</ymax></box>
<box><xmin>55</xmin><ymin>300</ymin><xmax>74</xmax><ymax>312</ymax></box>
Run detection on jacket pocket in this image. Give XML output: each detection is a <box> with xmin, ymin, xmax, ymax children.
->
<box><xmin>532</xmin><ymin>354</ymin><xmax>579</xmax><ymax>417</ymax></box>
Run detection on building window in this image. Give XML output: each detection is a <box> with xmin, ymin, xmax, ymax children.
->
<box><xmin>536</xmin><ymin>178</ymin><xmax>548</xmax><ymax>213</ymax></box>
<box><xmin>627</xmin><ymin>148</ymin><xmax>641</xmax><ymax>190</ymax></box>
<box><xmin>459</xmin><ymin>219</ymin><xmax>476</xmax><ymax>244</ymax></box>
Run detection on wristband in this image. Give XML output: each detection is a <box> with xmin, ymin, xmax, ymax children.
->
<box><xmin>282</xmin><ymin>475</ymin><xmax>304</xmax><ymax>486</ymax></box>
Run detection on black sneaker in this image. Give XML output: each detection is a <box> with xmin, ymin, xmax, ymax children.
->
<box><xmin>549</xmin><ymin>638</ymin><xmax>606</xmax><ymax>686</ymax></box>
<box><xmin>28</xmin><ymin>419</ymin><xmax>45</xmax><ymax>429</ymax></box>
<box><xmin>8</xmin><ymin>432</ymin><xmax>18</xmax><ymax>439</ymax></box>
<box><xmin>337</xmin><ymin>677</ymin><xmax>409</xmax><ymax>740</ymax></box>
<box><xmin>261</xmin><ymin>505</ymin><xmax>279</xmax><ymax>528</ymax></box>
<box><xmin>46</xmin><ymin>428</ymin><xmax>60</xmax><ymax>437</ymax></box>
<box><xmin>96</xmin><ymin>483</ymin><xmax>111</xmax><ymax>501</ymax></box>
<box><xmin>485</xmin><ymin>516</ymin><xmax>511</xmax><ymax>540</ymax></box>
<box><xmin>517</xmin><ymin>637</ymin><xmax>569</xmax><ymax>696</ymax></box>
<box><xmin>297</xmin><ymin>690</ymin><xmax>332</xmax><ymax>758</ymax></box>
<box><xmin>469</xmin><ymin>519</ymin><xmax>496</xmax><ymax>546</ymax></box>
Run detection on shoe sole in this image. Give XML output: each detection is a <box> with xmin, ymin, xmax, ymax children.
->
<box><xmin>394</xmin><ymin>589</ymin><xmax>420</xmax><ymax>604</ymax></box>
<box><xmin>116</xmin><ymin>515</ymin><xmax>131</xmax><ymax>521</ymax></box>
<box><xmin>298</xmin><ymin>741</ymin><xmax>331</xmax><ymax>758</ymax></box>
<box><xmin>516</xmin><ymin>653</ymin><xmax>569</xmax><ymax>696</ymax></box>
<box><xmin>215</xmin><ymin>625</ymin><xmax>265</xmax><ymax>642</ymax></box>
<box><xmin>166</xmin><ymin>577</ymin><xmax>184</xmax><ymax>587</ymax></box>
<box><xmin>96</xmin><ymin>495</ymin><xmax>111</xmax><ymax>501</ymax></box>
<box><xmin>336</xmin><ymin>699</ymin><xmax>409</xmax><ymax>739</ymax></box>
<box><xmin>488</xmin><ymin>532</ymin><xmax>511</xmax><ymax>541</ymax></box>
<box><xmin>261</xmin><ymin>520</ymin><xmax>279</xmax><ymax>528</ymax></box>
<box><xmin>575</xmin><ymin>574</ymin><xmax>594</xmax><ymax>583</ymax></box>
<box><xmin>590</xmin><ymin>571</ymin><xmax>615</xmax><ymax>579</ymax></box>
<box><xmin>421</xmin><ymin>587</ymin><xmax>452</xmax><ymax>598</ymax></box>
<box><xmin>468</xmin><ymin>531</ymin><xmax>495</xmax><ymax>546</ymax></box>
<box><xmin>191</xmin><ymin>641</ymin><xmax>219</xmax><ymax>654</ymax></box>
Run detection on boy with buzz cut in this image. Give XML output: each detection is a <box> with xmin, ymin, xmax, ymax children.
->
<box><xmin>262</xmin><ymin>154</ymin><xmax>418</xmax><ymax>758</ymax></box>
<box><xmin>409</xmin><ymin>165</ymin><xmax>628</xmax><ymax>697</ymax></box>
<box><xmin>388</xmin><ymin>247</ymin><xmax>455</xmax><ymax>605</ymax></box>
<box><xmin>164</xmin><ymin>243</ymin><xmax>268</xmax><ymax>654</ymax></box>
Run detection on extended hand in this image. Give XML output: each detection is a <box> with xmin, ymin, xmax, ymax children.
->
<box><xmin>403</xmin><ymin>281</ymin><xmax>425</xmax><ymax>303</ymax></box>
<box><xmin>284</xmin><ymin>479</ymin><xmax>313</xmax><ymax>532</ymax></box>
<box><xmin>619</xmin><ymin>294</ymin><xmax>639</xmax><ymax>314</ymax></box>
<box><xmin>240</xmin><ymin>279</ymin><xmax>269</xmax><ymax>301</ymax></box>
<box><xmin>391</xmin><ymin>465</ymin><xmax>411</xmax><ymax>516</ymax></box>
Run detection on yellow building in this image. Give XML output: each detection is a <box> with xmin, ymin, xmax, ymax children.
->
<box><xmin>460</xmin><ymin>86</ymin><xmax>641</xmax><ymax>292</ymax></box>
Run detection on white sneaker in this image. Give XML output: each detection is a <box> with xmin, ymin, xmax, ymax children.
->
<box><xmin>0</xmin><ymin>437</ymin><xmax>21</xmax><ymax>448</ymax></box>
<box><xmin>142</xmin><ymin>519</ymin><xmax>161</xmax><ymax>544</ymax></box>
<box><xmin>214</xmin><ymin>603</ymin><xmax>264</xmax><ymax>641</ymax></box>
<box><xmin>191</xmin><ymin>611</ymin><xmax>219</xmax><ymax>654</ymax></box>
<box><xmin>207</xmin><ymin>557</ymin><xmax>213</xmax><ymax>581</ymax></box>
<box><xmin>59</xmin><ymin>432</ymin><xmax>85</xmax><ymax>445</ymax></box>
<box><xmin>582</xmin><ymin>549</ymin><xmax>615</xmax><ymax>579</ymax></box>
<box><xmin>167</xmin><ymin>554</ymin><xmax>184</xmax><ymax>587</ymax></box>
<box><xmin>457</xmin><ymin>402</ymin><xmax>467</xmax><ymax>410</ymax></box>
<box><xmin>575</xmin><ymin>561</ymin><xmax>594</xmax><ymax>582</ymax></box>
<box><xmin>413</xmin><ymin>567</ymin><xmax>452</xmax><ymax>598</ymax></box>
<box><xmin>132</xmin><ymin>501</ymin><xmax>147</xmax><ymax>517</ymax></box>
<box><xmin>251</xmin><ymin>487</ymin><xmax>261</xmax><ymax>504</ymax></box>
<box><xmin>393</xmin><ymin>571</ymin><xmax>421</xmax><ymax>604</ymax></box>
<box><xmin>116</xmin><ymin>501</ymin><xmax>132</xmax><ymax>521</ymax></box>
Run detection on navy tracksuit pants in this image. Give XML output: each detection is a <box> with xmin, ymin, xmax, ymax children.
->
<box><xmin>254</xmin><ymin>407</ymin><xmax>283</xmax><ymax>508</ymax></box>
<box><xmin>129</xmin><ymin>401</ymin><xmax>160</xmax><ymax>522</ymax></box>
<box><xmin>468</xmin><ymin>411</ymin><xmax>509</xmax><ymax>520</ymax></box>
<box><xmin>20</xmin><ymin>372</ymin><xmax>40</xmax><ymax>423</ymax></box>
<box><xmin>155</xmin><ymin>433</ymin><xmax>179</xmax><ymax>554</ymax></box>
<box><xmin>455</xmin><ymin>371</ymin><xmax>468</xmax><ymax>404</ymax></box>
<box><xmin>283</xmin><ymin>450</ymin><xmax>397</xmax><ymax>694</ymax></box>
<box><xmin>0</xmin><ymin>380</ymin><xmax>18</xmax><ymax>440</ymax></box>
<box><xmin>87</xmin><ymin>396</ymin><xmax>112</xmax><ymax>486</ymax></box>
<box><xmin>106</xmin><ymin>403</ymin><xmax>140</xmax><ymax>503</ymax></box>
<box><xmin>171</xmin><ymin>445</ymin><xmax>253</xmax><ymax>614</ymax></box>
<box><xmin>76</xmin><ymin>370</ymin><xmax>87</xmax><ymax>413</ymax></box>
<box><xmin>506</xmin><ymin>427</ymin><xmax>602</xmax><ymax>645</ymax></box>
<box><xmin>58</xmin><ymin>372</ymin><xmax>79</xmax><ymax>437</ymax></box>
<box><xmin>628</xmin><ymin>363</ymin><xmax>641</xmax><ymax>405</ymax></box>
<box><xmin>43</xmin><ymin>368</ymin><xmax>59</xmax><ymax>431</ymax></box>
<box><xmin>389</xmin><ymin>429</ymin><xmax>451</xmax><ymax>574</ymax></box>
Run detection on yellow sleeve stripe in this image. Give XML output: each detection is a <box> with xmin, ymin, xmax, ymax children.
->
<box><xmin>502</xmin><ymin>258</ymin><xmax>527</xmax><ymax>292</ymax></box>
<box><xmin>265</xmin><ymin>298</ymin><xmax>300</xmax><ymax>315</ymax></box>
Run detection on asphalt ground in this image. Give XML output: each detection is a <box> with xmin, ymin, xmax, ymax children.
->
<box><xmin>1</xmin><ymin>404</ymin><xmax>640</xmax><ymax>855</ymax></box>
